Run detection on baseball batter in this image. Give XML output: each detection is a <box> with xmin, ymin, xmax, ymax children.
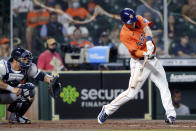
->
<box><xmin>98</xmin><ymin>8</ymin><xmax>176</xmax><ymax>124</ymax></box>
<box><xmin>0</xmin><ymin>47</ymin><xmax>61</xmax><ymax>124</ymax></box>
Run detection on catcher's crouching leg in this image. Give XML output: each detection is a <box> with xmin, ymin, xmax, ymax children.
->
<box><xmin>8</xmin><ymin>83</ymin><xmax>35</xmax><ymax>124</ymax></box>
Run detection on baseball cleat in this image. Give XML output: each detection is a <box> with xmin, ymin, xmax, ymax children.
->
<box><xmin>97</xmin><ymin>106</ymin><xmax>109</xmax><ymax>124</ymax></box>
<box><xmin>165</xmin><ymin>116</ymin><xmax>175</xmax><ymax>124</ymax></box>
<box><xmin>9</xmin><ymin>112</ymin><xmax>31</xmax><ymax>124</ymax></box>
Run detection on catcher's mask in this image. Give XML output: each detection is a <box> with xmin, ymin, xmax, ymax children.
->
<box><xmin>11</xmin><ymin>48</ymin><xmax>33</xmax><ymax>70</ymax></box>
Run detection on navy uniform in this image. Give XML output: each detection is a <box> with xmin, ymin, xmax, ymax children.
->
<box><xmin>0</xmin><ymin>48</ymin><xmax>49</xmax><ymax>123</ymax></box>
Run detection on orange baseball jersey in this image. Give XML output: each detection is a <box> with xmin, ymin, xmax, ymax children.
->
<box><xmin>66</xmin><ymin>7</ymin><xmax>89</xmax><ymax>19</ymax></box>
<box><xmin>27</xmin><ymin>10</ymin><xmax>49</xmax><ymax>28</ymax></box>
<box><xmin>70</xmin><ymin>40</ymin><xmax>93</xmax><ymax>48</ymax></box>
<box><xmin>120</xmin><ymin>15</ymin><xmax>156</xmax><ymax>59</ymax></box>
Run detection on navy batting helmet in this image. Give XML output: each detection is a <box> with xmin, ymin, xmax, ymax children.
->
<box><xmin>120</xmin><ymin>8</ymin><xmax>138</xmax><ymax>24</ymax></box>
<box><xmin>11</xmin><ymin>48</ymin><xmax>33</xmax><ymax>70</ymax></box>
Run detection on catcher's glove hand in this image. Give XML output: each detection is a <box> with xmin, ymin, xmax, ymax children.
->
<box><xmin>48</xmin><ymin>75</ymin><xmax>62</xmax><ymax>98</ymax></box>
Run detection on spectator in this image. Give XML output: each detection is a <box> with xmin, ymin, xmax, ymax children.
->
<box><xmin>26</xmin><ymin>6</ymin><xmax>50</xmax><ymax>51</ymax></box>
<box><xmin>136</xmin><ymin>0</ymin><xmax>161</xmax><ymax>21</ymax></box>
<box><xmin>37</xmin><ymin>38</ymin><xmax>66</xmax><ymax>71</ymax></box>
<box><xmin>94</xmin><ymin>31</ymin><xmax>117</xmax><ymax>62</ymax></box>
<box><xmin>70</xmin><ymin>28</ymin><xmax>93</xmax><ymax>48</ymax></box>
<box><xmin>168</xmin><ymin>15</ymin><xmax>176</xmax><ymax>40</ymax></box>
<box><xmin>171</xmin><ymin>35</ymin><xmax>195</xmax><ymax>57</ymax></box>
<box><xmin>67</xmin><ymin>16</ymin><xmax>89</xmax><ymax>39</ymax></box>
<box><xmin>110</xmin><ymin>27</ymin><xmax>121</xmax><ymax>47</ymax></box>
<box><xmin>0</xmin><ymin>37</ymin><xmax>10</xmax><ymax>60</ymax></box>
<box><xmin>168</xmin><ymin>0</ymin><xmax>185</xmax><ymax>13</ymax></box>
<box><xmin>40</xmin><ymin>12</ymin><xmax>67</xmax><ymax>44</ymax></box>
<box><xmin>172</xmin><ymin>90</ymin><xmax>190</xmax><ymax>116</ymax></box>
<box><xmin>57</xmin><ymin>0</ymin><xmax>69</xmax><ymax>11</ymax></box>
<box><xmin>143</xmin><ymin>11</ymin><xmax>162</xmax><ymax>31</ymax></box>
<box><xmin>153</xmin><ymin>35</ymin><xmax>164</xmax><ymax>57</ymax></box>
<box><xmin>110</xmin><ymin>27</ymin><xmax>130</xmax><ymax>58</ymax></box>
<box><xmin>87</xmin><ymin>1</ymin><xmax>97</xmax><ymax>15</ymax></box>
<box><xmin>46</xmin><ymin>0</ymin><xmax>56</xmax><ymax>7</ymax></box>
<box><xmin>54</xmin><ymin>3</ymin><xmax>71</xmax><ymax>30</ymax></box>
<box><xmin>13</xmin><ymin>37</ymin><xmax>22</xmax><ymax>48</ymax></box>
<box><xmin>94</xmin><ymin>31</ymin><xmax>115</xmax><ymax>47</ymax></box>
<box><xmin>192</xmin><ymin>38</ymin><xmax>196</xmax><ymax>54</ymax></box>
<box><xmin>13</xmin><ymin>0</ymin><xmax>33</xmax><ymax>17</ymax></box>
<box><xmin>66</xmin><ymin>0</ymin><xmax>91</xmax><ymax>20</ymax></box>
<box><xmin>12</xmin><ymin>0</ymin><xmax>33</xmax><ymax>43</ymax></box>
<box><xmin>182</xmin><ymin>0</ymin><xmax>196</xmax><ymax>19</ymax></box>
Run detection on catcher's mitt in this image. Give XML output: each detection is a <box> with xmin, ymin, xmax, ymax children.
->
<box><xmin>48</xmin><ymin>75</ymin><xmax>62</xmax><ymax>98</ymax></box>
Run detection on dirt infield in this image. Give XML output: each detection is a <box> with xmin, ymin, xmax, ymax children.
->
<box><xmin>0</xmin><ymin>119</ymin><xmax>196</xmax><ymax>131</ymax></box>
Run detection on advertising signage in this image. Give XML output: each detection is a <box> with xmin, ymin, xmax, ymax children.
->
<box><xmin>166</xmin><ymin>72</ymin><xmax>196</xmax><ymax>82</ymax></box>
<box><xmin>55</xmin><ymin>72</ymin><xmax>149</xmax><ymax>119</ymax></box>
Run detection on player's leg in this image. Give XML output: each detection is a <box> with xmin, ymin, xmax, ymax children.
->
<box><xmin>0</xmin><ymin>91</ymin><xmax>18</xmax><ymax>104</ymax></box>
<box><xmin>0</xmin><ymin>92</ymin><xmax>31</xmax><ymax>123</ymax></box>
<box><xmin>8</xmin><ymin>97</ymin><xmax>34</xmax><ymax>124</ymax></box>
<box><xmin>0</xmin><ymin>83</ymin><xmax>35</xmax><ymax>124</ymax></box>
<box><xmin>98</xmin><ymin>59</ymin><xmax>151</xmax><ymax>124</ymax></box>
<box><xmin>9</xmin><ymin>83</ymin><xmax>35</xmax><ymax>124</ymax></box>
<box><xmin>149</xmin><ymin>59</ymin><xmax>176</xmax><ymax>124</ymax></box>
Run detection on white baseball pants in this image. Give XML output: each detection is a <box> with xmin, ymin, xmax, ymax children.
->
<box><xmin>104</xmin><ymin>57</ymin><xmax>176</xmax><ymax>118</ymax></box>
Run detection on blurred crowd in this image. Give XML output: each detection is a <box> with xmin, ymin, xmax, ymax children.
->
<box><xmin>1</xmin><ymin>0</ymin><xmax>196</xmax><ymax>71</ymax></box>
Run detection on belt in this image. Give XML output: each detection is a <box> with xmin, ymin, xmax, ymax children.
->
<box><xmin>139</xmin><ymin>56</ymin><xmax>155</xmax><ymax>60</ymax></box>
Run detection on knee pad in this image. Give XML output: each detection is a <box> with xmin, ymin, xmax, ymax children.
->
<box><xmin>8</xmin><ymin>97</ymin><xmax>32</xmax><ymax>117</ymax></box>
<box><xmin>19</xmin><ymin>82</ymin><xmax>35</xmax><ymax>101</ymax></box>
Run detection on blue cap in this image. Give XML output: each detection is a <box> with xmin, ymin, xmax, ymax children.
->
<box><xmin>120</xmin><ymin>8</ymin><xmax>138</xmax><ymax>24</ymax></box>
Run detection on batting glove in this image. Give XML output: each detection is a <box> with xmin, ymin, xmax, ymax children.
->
<box><xmin>143</xmin><ymin>51</ymin><xmax>151</xmax><ymax>58</ymax></box>
<box><xmin>145</xmin><ymin>41</ymin><xmax>154</xmax><ymax>56</ymax></box>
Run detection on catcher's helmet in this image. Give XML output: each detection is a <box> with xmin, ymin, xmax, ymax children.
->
<box><xmin>120</xmin><ymin>8</ymin><xmax>138</xmax><ymax>24</ymax></box>
<box><xmin>11</xmin><ymin>48</ymin><xmax>33</xmax><ymax>70</ymax></box>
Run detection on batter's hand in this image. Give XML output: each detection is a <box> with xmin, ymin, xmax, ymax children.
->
<box><xmin>143</xmin><ymin>51</ymin><xmax>152</xmax><ymax>58</ymax></box>
<box><xmin>13</xmin><ymin>88</ymin><xmax>21</xmax><ymax>96</ymax></box>
<box><xmin>146</xmin><ymin>41</ymin><xmax>154</xmax><ymax>56</ymax></box>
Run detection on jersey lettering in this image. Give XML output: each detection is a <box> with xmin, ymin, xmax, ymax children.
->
<box><xmin>137</xmin><ymin>42</ymin><xmax>143</xmax><ymax>46</ymax></box>
<box><xmin>137</xmin><ymin>33</ymin><xmax>145</xmax><ymax>46</ymax></box>
<box><xmin>139</xmin><ymin>33</ymin><xmax>144</xmax><ymax>42</ymax></box>
<box><xmin>8</xmin><ymin>73</ymin><xmax>24</xmax><ymax>81</ymax></box>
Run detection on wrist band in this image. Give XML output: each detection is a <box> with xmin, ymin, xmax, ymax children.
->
<box><xmin>146</xmin><ymin>36</ymin><xmax>152</xmax><ymax>41</ymax></box>
<box><xmin>6</xmin><ymin>85</ymin><xmax>14</xmax><ymax>92</ymax></box>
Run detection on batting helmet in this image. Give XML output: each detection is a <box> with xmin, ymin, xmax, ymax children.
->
<box><xmin>120</xmin><ymin>8</ymin><xmax>138</xmax><ymax>24</ymax></box>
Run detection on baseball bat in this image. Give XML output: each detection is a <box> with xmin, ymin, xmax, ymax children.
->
<box><xmin>130</xmin><ymin>56</ymin><xmax>148</xmax><ymax>89</ymax></box>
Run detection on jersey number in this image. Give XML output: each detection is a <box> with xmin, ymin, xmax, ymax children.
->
<box><xmin>137</xmin><ymin>33</ymin><xmax>144</xmax><ymax>46</ymax></box>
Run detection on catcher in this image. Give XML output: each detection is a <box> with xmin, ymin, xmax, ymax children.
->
<box><xmin>0</xmin><ymin>47</ymin><xmax>61</xmax><ymax>124</ymax></box>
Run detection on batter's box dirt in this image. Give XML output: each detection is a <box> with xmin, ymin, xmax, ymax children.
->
<box><xmin>0</xmin><ymin>119</ymin><xmax>196</xmax><ymax>131</ymax></box>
